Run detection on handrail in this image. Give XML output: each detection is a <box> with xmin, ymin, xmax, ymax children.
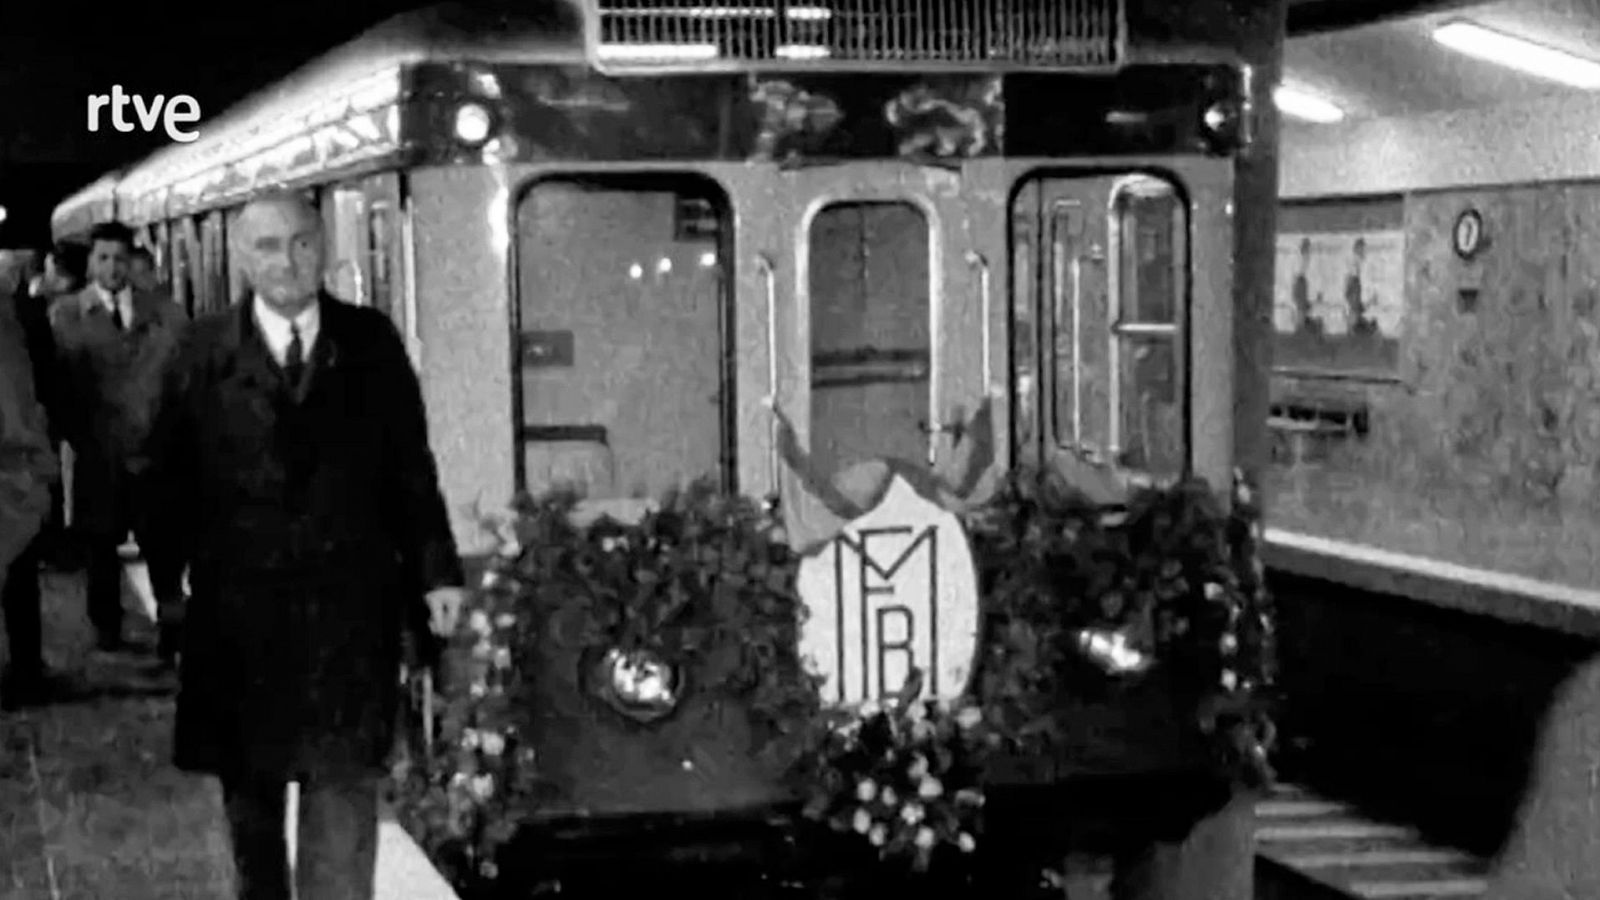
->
<box><xmin>757</xmin><ymin>253</ymin><xmax>780</xmax><ymax>494</ymax></box>
<box><xmin>966</xmin><ymin>249</ymin><xmax>992</xmax><ymax>394</ymax></box>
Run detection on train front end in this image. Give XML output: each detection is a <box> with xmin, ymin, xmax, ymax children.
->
<box><xmin>399</xmin><ymin>0</ymin><xmax>1279</xmax><ymax>893</ymax></box>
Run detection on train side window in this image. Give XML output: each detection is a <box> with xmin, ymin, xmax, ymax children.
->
<box><xmin>367</xmin><ymin>201</ymin><xmax>394</xmax><ymax>315</ymax></box>
<box><xmin>1109</xmin><ymin>177</ymin><xmax>1186</xmax><ymax>477</ymax></box>
<box><xmin>153</xmin><ymin>222</ymin><xmax>170</xmax><ymax>286</ymax></box>
<box><xmin>225</xmin><ymin>207</ymin><xmax>250</xmax><ymax>303</ymax></box>
<box><xmin>197</xmin><ymin>212</ymin><xmax>228</xmax><ymax>312</ymax></box>
<box><xmin>324</xmin><ymin>187</ymin><xmax>368</xmax><ymax>304</ymax></box>
<box><xmin>808</xmin><ymin>201</ymin><xmax>931</xmax><ymax>476</ymax></box>
<box><xmin>173</xmin><ymin>219</ymin><xmax>199</xmax><ymax>316</ymax></box>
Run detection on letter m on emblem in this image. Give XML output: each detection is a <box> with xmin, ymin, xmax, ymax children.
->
<box><xmin>829</xmin><ymin>525</ymin><xmax>939</xmax><ymax>703</ymax></box>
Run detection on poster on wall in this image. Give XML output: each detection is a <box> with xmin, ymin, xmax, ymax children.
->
<box><xmin>1272</xmin><ymin>230</ymin><xmax>1404</xmax><ymax>374</ymax></box>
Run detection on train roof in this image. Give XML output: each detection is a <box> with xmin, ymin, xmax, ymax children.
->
<box><xmin>52</xmin><ymin>1</ymin><xmax>587</xmax><ymax>236</ymax></box>
<box><xmin>51</xmin><ymin>172</ymin><xmax>124</xmax><ymax>241</ymax></box>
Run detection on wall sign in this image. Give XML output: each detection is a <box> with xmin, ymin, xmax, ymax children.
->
<box><xmin>1453</xmin><ymin>208</ymin><xmax>1484</xmax><ymax>260</ymax></box>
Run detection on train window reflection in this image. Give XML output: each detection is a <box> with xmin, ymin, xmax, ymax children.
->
<box><xmin>808</xmin><ymin>201</ymin><xmax>931</xmax><ymax>476</ymax></box>
<box><xmin>515</xmin><ymin>174</ymin><xmax>730</xmax><ymax>500</ymax></box>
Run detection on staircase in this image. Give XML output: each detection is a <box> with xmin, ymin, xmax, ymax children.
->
<box><xmin>1255</xmin><ymin>783</ymin><xmax>1490</xmax><ymax>900</ymax></box>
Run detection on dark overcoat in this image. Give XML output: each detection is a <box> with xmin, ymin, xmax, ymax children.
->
<box><xmin>50</xmin><ymin>287</ymin><xmax>188</xmax><ymax>537</ymax></box>
<box><xmin>145</xmin><ymin>295</ymin><xmax>463</xmax><ymax>781</ymax></box>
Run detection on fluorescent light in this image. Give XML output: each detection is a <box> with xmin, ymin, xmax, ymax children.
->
<box><xmin>596</xmin><ymin>42</ymin><xmax>719</xmax><ymax>62</ymax></box>
<box><xmin>1432</xmin><ymin>20</ymin><xmax>1600</xmax><ymax>89</ymax></box>
<box><xmin>775</xmin><ymin>43</ymin><xmax>831</xmax><ymax>60</ymax></box>
<box><xmin>1274</xmin><ymin>86</ymin><xmax>1345</xmax><ymax>123</ymax></box>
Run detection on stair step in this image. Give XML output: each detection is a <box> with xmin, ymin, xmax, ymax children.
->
<box><xmin>1254</xmin><ymin>785</ymin><xmax>1489</xmax><ymax>900</ymax></box>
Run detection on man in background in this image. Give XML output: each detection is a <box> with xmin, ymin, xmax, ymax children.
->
<box><xmin>130</xmin><ymin>246</ymin><xmax>161</xmax><ymax>293</ymax></box>
<box><xmin>51</xmin><ymin>222</ymin><xmax>188</xmax><ymax>660</ymax></box>
<box><xmin>0</xmin><ymin>254</ymin><xmax>59</xmax><ymax>709</ymax></box>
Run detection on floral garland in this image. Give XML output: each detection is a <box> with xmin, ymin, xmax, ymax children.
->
<box><xmin>389</xmin><ymin>470</ymin><xmax>1277</xmax><ymax>896</ymax></box>
<box><xmin>795</xmin><ymin>670</ymin><xmax>995</xmax><ymax>873</ymax></box>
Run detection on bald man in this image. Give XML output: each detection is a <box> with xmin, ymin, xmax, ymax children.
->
<box><xmin>144</xmin><ymin>192</ymin><xmax>465</xmax><ymax>900</ymax></box>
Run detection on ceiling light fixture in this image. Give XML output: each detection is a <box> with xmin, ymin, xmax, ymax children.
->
<box><xmin>1432</xmin><ymin>20</ymin><xmax>1600</xmax><ymax>89</ymax></box>
<box><xmin>1274</xmin><ymin>85</ymin><xmax>1345</xmax><ymax>123</ymax></box>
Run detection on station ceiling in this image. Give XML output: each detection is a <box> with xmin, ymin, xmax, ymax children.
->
<box><xmin>1283</xmin><ymin>0</ymin><xmax>1600</xmax><ymax>120</ymax></box>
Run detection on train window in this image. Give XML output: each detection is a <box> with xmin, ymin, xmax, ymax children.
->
<box><xmin>808</xmin><ymin>201</ymin><xmax>931</xmax><ymax>476</ymax></box>
<box><xmin>367</xmin><ymin>202</ymin><xmax>394</xmax><ymax>315</ymax></box>
<box><xmin>1049</xmin><ymin>197</ymin><xmax>1111</xmax><ymax>459</ymax></box>
<box><xmin>173</xmin><ymin>218</ymin><xmax>199</xmax><ymax>315</ymax></box>
<box><xmin>224</xmin><ymin>207</ymin><xmax>250</xmax><ymax>303</ymax></box>
<box><xmin>515</xmin><ymin>175</ymin><xmax>731</xmax><ymax>500</ymax></box>
<box><xmin>325</xmin><ymin>187</ymin><xmax>367</xmax><ymax>304</ymax></box>
<box><xmin>153</xmin><ymin>222</ymin><xmax>169</xmax><ymax>284</ymax></box>
<box><xmin>1110</xmin><ymin>176</ymin><xmax>1186</xmax><ymax>476</ymax></box>
<box><xmin>1037</xmin><ymin>173</ymin><xmax>1187</xmax><ymax>482</ymax></box>
<box><xmin>197</xmin><ymin>213</ymin><xmax>229</xmax><ymax>312</ymax></box>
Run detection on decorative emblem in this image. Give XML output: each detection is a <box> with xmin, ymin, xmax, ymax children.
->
<box><xmin>1453</xmin><ymin>208</ymin><xmax>1484</xmax><ymax>260</ymax></box>
<box><xmin>796</xmin><ymin>474</ymin><xmax>982</xmax><ymax>707</ymax></box>
<box><xmin>769</xmin><ymin>392</ymin><xmax>999</xmax><ymax>708</ymax></box>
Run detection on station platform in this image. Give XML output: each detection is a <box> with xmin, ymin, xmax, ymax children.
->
<box><xmin>0</xmin><ymin>565</ymin><xmax>460</xmax><ymax>900</ymax></box>
<box><xmin>1263</xmin><ymin>527</ymin><xmax>1600</xmax><ymax>638</ymax></box>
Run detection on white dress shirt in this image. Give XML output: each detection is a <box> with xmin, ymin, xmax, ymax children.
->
<box><xmin>252</xmin><ymin>296</ymin><xmax>320</xmax><ymax>367</ymax></box>
<box><xmin>96</xmin><ymin>284</ymin><xmax>132</xmax><ymax>329</ymax></box>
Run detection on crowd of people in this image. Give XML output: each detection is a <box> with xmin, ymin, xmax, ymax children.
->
<box><xmin>0</xmin><ymin>193</ymin><xmax>469</xmax><ymax>900</ymax></box>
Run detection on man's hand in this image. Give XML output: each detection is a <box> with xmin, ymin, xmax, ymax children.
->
<box><xmin>424</xmin><ymin>587</ymin><xmax>466</xmax><ymax>637</ymax></box>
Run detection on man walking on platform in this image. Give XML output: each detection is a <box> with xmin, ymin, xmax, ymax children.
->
<box><xmin>144</xmin><ymin>192</ymin><xmax>466</xmax><ymax>900</ymax></box>
<box><xmin>51</xmin><ymin>222</ymin><xmax>188</xmax><ymax>659</ymax></box>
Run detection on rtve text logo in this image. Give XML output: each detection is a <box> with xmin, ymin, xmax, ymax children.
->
<box><xmin>86</xmin><ymin>85</ymin><xmax>201</xmax><ymax>143</ymax></box>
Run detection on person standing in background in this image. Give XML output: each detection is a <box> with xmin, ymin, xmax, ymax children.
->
<box><xmin>145</xmin><ymin>191</ymin><xmax>465</xmax><ymax>900</ymax></box>
<box><xmin>50</xmin><ymin>222</ymin><xmax>188</xmax><ymax>661</ymax></box>
<box><xmin>0</xmin><ymin>256</ymin><xmax>59</xmax><ymax>709</ymax></box>
<box><xmin>129</xmin><ymin>246</ymin><xmax>162</xmax><ymax>294</ymax></box>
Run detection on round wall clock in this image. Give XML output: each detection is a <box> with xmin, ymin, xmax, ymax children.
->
<box><xmin>1453</xmin><ymin>208</ymin><xmax>1484</xmax><ymax>260</ymax></box>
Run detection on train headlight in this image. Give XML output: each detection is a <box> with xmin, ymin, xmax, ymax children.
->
<box><xmin>454</xmin><ymin>102</ymin><xmax>493</xmax><ymax>145</ymax></box>
<box><xmin>595</xmin><ymin>647</ymin><xmax>682</xmax><ymax>723</ymax></box>
<box><xmin>1201</xmin><ymin>98</ymin><xmax>1247</xmax><ymax>151</ymax></box>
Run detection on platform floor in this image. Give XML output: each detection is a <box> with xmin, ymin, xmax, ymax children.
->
<box><xmin>0</xmin><ymin>564</ymin><xmax>458</xmax><ymax>900</ymax></box>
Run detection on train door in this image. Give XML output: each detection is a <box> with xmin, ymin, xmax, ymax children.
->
<box><xmin>513</xmin><ymin>173</ymin><xmax>731</xmax><ymax>500</ymax></box>
<box><xmin>1010</xmin><ymin>166</ymin><xmax>1233</xmax><ymax>496</ymax></box>
<box><xmin>778</xmin><ymin>167</ymin><xmax>991</xmax><ymax>491</ymax></box>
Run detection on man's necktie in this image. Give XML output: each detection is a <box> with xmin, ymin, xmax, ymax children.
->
<box><xmin>110</xmin><ymin>298</ymin><xmax>125</xmax><ymax>331</ymax></box>
<box><xmin>285</xmin><ymin>324</ymin><xmax>305</xmax><ymax>387</ymax></box>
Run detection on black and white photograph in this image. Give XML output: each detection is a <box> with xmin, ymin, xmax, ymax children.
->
<box><xmin>2</xmin><ymin>1</ymin><xmax>1598</xmax><ymax>899</ymax></box>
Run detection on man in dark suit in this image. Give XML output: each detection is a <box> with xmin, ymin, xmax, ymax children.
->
<box><xmin>145</xmin><ymin>192</ymin><xmax>466</xmax><ymax>900</ymax></box>
<box><xmin>51</xmin><ymin>222</ymin><xmax>188</xmax><ymax>657</ymax></box>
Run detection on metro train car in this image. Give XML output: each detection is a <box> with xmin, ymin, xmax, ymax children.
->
<box><xmin>53</xmin><ymin>0</ymin><xmax>1280</xmax><ymax>894</ymax></box>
